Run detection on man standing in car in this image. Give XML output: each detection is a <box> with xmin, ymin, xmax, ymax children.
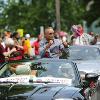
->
<box><xmin>39</xmin><ymin>27</ymin><xmax>67</xmax><ymax>58</ymax></box>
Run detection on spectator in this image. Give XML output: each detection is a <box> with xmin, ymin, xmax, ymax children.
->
<box><xmin>11</xmin><ymin>32</ymin><xmax>23</xmax><ymax>49</ymax></box>
<box><xmin>4</xmin><ymin>30</ymin><xmax>11</xmax><ymax>39</ymax></box>
<box><xmin>88</xmin><ymin>32</ymin><xmax>98</xmax><ymax>45</ymax></box>
<box><xmin>54</xmin><ymin>30</ymin><xmax>59</xmax><ymax>39</ymax></box>
<box><xmin>70</xmin><ymin>36</ymin><xmax>76</xmax><ymax>45</ymax></box>
<box><xmin>11</xmin><ymin>32</ymin><xmax>21</xmax><ymax>45</ymax></box>
<box><xmin>90</xmin><ymin>35</ymin><xmax>98</xmax><ymax>45</ymax></box>
<box><xmin>59</xmin><ymin>31</ymin><xmax>68</xmax><ymax>47</ymax></box>
<box><xmin>88</xmin><ymin>32</ymin><xmax>94</xmax><ymax>37</ymax></box>
<box><xmin>21</xmin><ymin>37</ymin><xmax>29</xmax><ymax>57</ymax></box>
<box><xmin>32</xmin><ymin>34</ymin><xmax>42</xmax><ymax>56</ymax></box>
<box><xmin>2</xmin><ymin>31</ymin><xmax>12</xmax><ymax>48</ymax></box>
<box><xmin>24</xmin><ymin>34</ymin><xmax>34</xmax><ymax>57</ymax></box>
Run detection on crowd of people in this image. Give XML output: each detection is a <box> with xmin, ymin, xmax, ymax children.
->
<box><xmin>0</xmin><ymin>31</ymin><xmax>41</xmax><ymax>64</ymax></box>
<box><xmin>0</xmin><ymin>25</ymin><xmax>99</xmax><ymax>64</ymax></box>
<box><xmin>0</xmin><ymin>24</ymin><xmax>99</xmax><ymax>76</ymax></box>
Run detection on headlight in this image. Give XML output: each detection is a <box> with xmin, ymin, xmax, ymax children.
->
<box><xmin>55</xmin><ymin>98</ymin><xmax>73</xmax><ymax>100</ymax></box>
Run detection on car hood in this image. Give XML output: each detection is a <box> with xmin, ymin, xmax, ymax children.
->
<box><xmin>0</xmin><ymin>76</ymin><xmax>81</xmax><ymax>100</ymax></box>
<box><xmin>8</xmin><ymin>85</ymin><xmax>80</xmax><ymax>100</ymax></box>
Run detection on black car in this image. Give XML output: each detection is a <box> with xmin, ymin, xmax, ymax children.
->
<box><xmin>0</xmin><ymin>59</ymin><xmax>99</xmax><ymax>100</ymax></box>
<box><xmin>61</xmin><ymin>45</ymin><xmax>100</xmax><ymax>60</ymax></box>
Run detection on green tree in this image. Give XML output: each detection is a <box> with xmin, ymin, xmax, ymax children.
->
<box><xmin>1</xmin><ymin>0</ymin><xmax>86</xmax><ymax>35</ymax></box>
<box><xmin>83</xmin><ymin>0</ymin><xmax>100</xmax><ymax>26</ymax></box>
<box><xmin>60</xmin><ymin>0</ymin><xmax>85</xmax><ymax>32</ymax></box>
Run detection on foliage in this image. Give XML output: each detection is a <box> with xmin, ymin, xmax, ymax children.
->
<box><xmin>0</xmin><ymin>0</ymin><xmax>55</xmax><ymax>35</ymax></box>
<box><xmin>1</xmin><ymin>0</ymin><xmax>99</xmax><ymax>35</ymax></box>
<box><xmin>60</xmin><ymin>0</ymin><xmax>85</xmax><ymax>32</ymax></box>
<box><xmin>83</xmin><ymin>0</ymin><xmax>100</xmax><ymax>26</ymax></box>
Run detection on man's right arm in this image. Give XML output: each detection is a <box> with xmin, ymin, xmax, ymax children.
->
<box><xmin>39</xmin><ymin>40</ymin><xmax>53</xmax><ymax>58</ymax></box>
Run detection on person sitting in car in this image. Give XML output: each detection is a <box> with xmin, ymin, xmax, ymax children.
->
<box><xmin>39</xmin><ymin>27</ymin><xmax>68</xmax><ymax>58</ymax></box>
<box><xmin>71</xmin><ymin>25</ymin><xmax>95</xmax><ymax>45</ymax></box>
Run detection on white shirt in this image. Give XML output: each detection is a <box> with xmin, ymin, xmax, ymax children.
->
<box><xmin>74</xmin><ymin>33</ymin><xmax>94</xmax><ymax>45</ymax></box>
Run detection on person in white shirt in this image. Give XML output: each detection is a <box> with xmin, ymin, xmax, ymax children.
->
<box><xmin>71</xmin><ymin>25</ymin><xmax>94</xmax><ymax>45</ymax></box>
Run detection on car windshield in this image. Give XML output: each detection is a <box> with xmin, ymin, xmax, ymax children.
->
<box><xmin>65</xmin><ymin>46</ymin><xmax>100</xmax><ymax>60</ymax></box>
<box><xmin>77</xmin><ymin>62</ymin><xmax>100</xmax><ymax>74</ymax></box>
<box><xmin>39</xmin><ymin>62</ymin><xmax>75</xmax><ymax>80</ymax></box>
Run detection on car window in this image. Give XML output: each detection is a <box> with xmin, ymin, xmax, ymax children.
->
<box><xmin>58</xmin><ymin>63</ymin><xmax>75</xmax><ymax>79</ymax></box>
<box><xmin>68</xmin><ymin>46</ymin><xmax>100</xmax><ymax>60</ymax></box>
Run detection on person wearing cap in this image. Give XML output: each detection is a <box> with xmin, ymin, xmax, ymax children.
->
<box><xmin>24</xmin><ymin>34</ymin><xmax>31</xmax><ymax>48</ymax></box>
<box><xmin>39</xmin><ymin>27</ymin><xmax>66</xmax><ymax>58</ymax></box>
<box><xmin>24</xmin><ymin>34</ymin><xmax>33</xmax><ymax>57</ymax></box>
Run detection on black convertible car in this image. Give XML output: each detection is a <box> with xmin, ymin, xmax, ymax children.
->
<box><xmin>0</xmin><ymin>59</ymin><xmax>99</xmax><ymax>100</ymax></box>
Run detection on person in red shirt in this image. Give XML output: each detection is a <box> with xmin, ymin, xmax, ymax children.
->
<box><xmin>32</xmin><ymin>34</ymin><xmax>42</xmax><ymax>56</ymax></box>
